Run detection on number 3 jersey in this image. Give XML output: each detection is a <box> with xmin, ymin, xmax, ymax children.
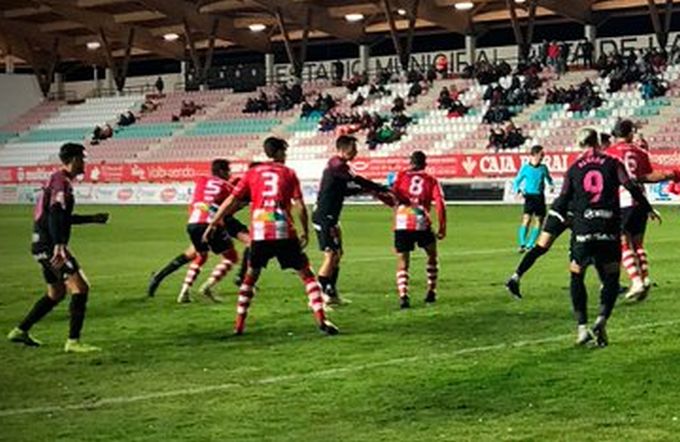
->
<box><xmin>552</xmin><ymin>149</ymin><xmax>633</xmax><ymax>241</ymax></box>
<box><xmin>188</xmin><ymin>175</ymin><xmax>235</xmax><ymax>224</ymax></box>
<box><xmin>232</xmin><ymin>162</ymin><xmax>303</xmax><ymax>241</ymax></box>
<box><xmin>391</xmin><ymin>170</ymin><xmax>444</xmax><ymax>231</ymax></box>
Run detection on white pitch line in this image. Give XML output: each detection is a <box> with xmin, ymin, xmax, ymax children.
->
<box><xmin>1</xmin><ymin>318</ymin><xmax>678</xmax><ymax>419</ymax></box>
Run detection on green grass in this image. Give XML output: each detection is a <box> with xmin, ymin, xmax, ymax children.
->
<box><xmin>1</xmin><ymin>205</ymin><xmax>680</xmax><ymax>441</ymax></box>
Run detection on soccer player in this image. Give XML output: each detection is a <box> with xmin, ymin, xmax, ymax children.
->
<box><xmin>604</xmin><ymin>119</ymin><xmax>680</xmax><ymax>301</ymax></box>
<box><xmin>204</xmin><ymin>137</ymin><xmax>338</xmax><ymax>336</ymax></box>
<box><xmin>552</xmin><ymin>128</ymin><xmax>658</xmax><ymax>346</ymax></box>
<box><xmin>391</xmin><ymin>151</ymin><xmax>446</xmax><ymax>309</ymax></box>
<box><xmin>147</xmin><ymin>160</ymin><xmax>251</xmax><ymax>301</ymax></box>
<box><xmin>505</xmin><ymin>132</ymin><xmax>611</xmax><ymax>300</ymax></box>
<box><xmin>512</xmin><ymin>145</ymin><xmax>554</xmax><ymax>253</ymax></box>
<box><xmin>7</xmin><ymin>143</ymin><xmax>109</xmax><ymax>352</ymax></box>
<box><xmin>312</xmin><ymin>135</ymin><xmax>391</xmax><ymax>305</ymax></box>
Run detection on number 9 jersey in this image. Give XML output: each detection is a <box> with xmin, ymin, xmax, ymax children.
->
<box><xmin>231</xmin><ymin>162</ymin><xmax>303</xmax><ymax>241</ymax></box>
<box><xmin>391</xmin><ymin>170</ymin><xmax>444</xmax><ymax>231</ymax></box>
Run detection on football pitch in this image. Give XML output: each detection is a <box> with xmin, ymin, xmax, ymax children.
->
<box><xmin>1</xmin><ymin>204</ymin><xmax>679</xmax><ymax>441</ymax></box>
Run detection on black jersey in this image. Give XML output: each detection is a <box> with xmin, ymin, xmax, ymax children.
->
<box><xmin>313</xmin><ymin>155</ymin><xmax>386</xmax><ymax>225</ymax></box>
<box><xmin>552</xmin><ymin>149</ymin><xmax>652</xmax><ymax>242</ymax></box>
<box><xmin>32</xmin><ymin>170</ymin><xmax>75</xmax><ymax>253</ymax></box>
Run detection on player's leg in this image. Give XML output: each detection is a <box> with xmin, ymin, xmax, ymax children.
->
<box><xmin>329</xmin><ymin>226</ymin><xmax>343</xmax><ymax>297</ymax></box>
<box><xmin>518</xmin><ymin>213</ymin><xmax>531</xmax><ymax>252</ymax></box>
<box><xmin>422</xmin><ymin>232</ymin><xmax>439</xmax><ymax>304</ymax></box>
<box><xmin>506</xmin><ymin>213</ymin><xmax>566</xmax><ymax>299</ymax></box>
<box><xmin>297</xmin><ymin>264</ymin><xmax>338</xmax><ymax>335</ymax></box>
<box><xmin>592</xmin><ymin>258</ymin><xmax>620</xmax><ymax>348</ymax></box>
<box><xmin>396</xmin><ymin>252</ymin><xmax>411</xmax><ymax>309</ymax></box>
<box><xmin>526</xmin><ymin>215</ymin><xmax>544</xmax><ymax>249</ymax></box>
<box><xmin>63</xmin><ymin>269</ymin><xmax>100</xmax><ymax>353</ymax></box>
<box><xmin>633</xmin><ymin>233</ymin><xmax>651</xmax><ymax>292</ymax></box>
<box><xmin>234</xmin><ymin>231</ymin><xmax>251</xmax><ymax>287</ymax></box>
<box><xmin>621</xmin><ymin>233</ymin><xmax>644</xmax><ymax>300</ymax></box>
<box><xmin>316</xmin><ymin>223</ymin><xmax>344</xmax><ymax>305</ymax></box>
<box><xmin>178</xmin><ymin>252</ymin><xmax>208</xmax><ymax>303</ymax></box>
<box><xmin>234</xmin><ymin>265</ymin><xmax>261</xmax><ymax>335</ymax></box>
<box><xmin>199</xmin><ymin>247</ymin><xmax>238</xmax><ymax>302</ymax></box>
<box><xmin>569</xmin><ymin>260</ymin><xmax>592</xmax><ymax>346</ymax></box>
<box><xmin>148</xmin><ymin>245</ymin><xmax>196</xmax><ymax>297</ymax></box>
<box><xmin>8</xmin><ymin>270</ymin><xmax>66</xmax><ymax>347</ymax></box>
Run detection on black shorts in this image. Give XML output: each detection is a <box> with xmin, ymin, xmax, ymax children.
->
<box><xmin>523</xmin><ymin>194</ymin><xmax>547</xmax><ymax>217</ymax></box>
<box><xmin>570</xmin><ymin>239</ymin><xmax>621</xmax><ymax>268</ymax></box>
<box><xmin>224</xmin><ymin>216</ymin><xmax>249</xmax><ymax>239</ymax></box>
<box><xmin>187</xmin><ymin>223</ymin><xmax>233</xmax><ymax>254</ymax></box>
<box><xmin>250</xmin><ymin>239</ymin><xmax>309</xmax><ymax>271</ymax></box>
<box><xmin>542</xmin><ymin>212</ymin><xmax>569</xmax><ymax>237</ymax></box>
<box><xmin>394</xmin><ymin>230</ymin><xmax>436</xmax><ymax>253</ymax></box>
<box><xmin>314</xmin><ymin>222</ymin><xmax>342</xmax><ymax>252</ymax></box>
<box><xmin>621</xmin><ymin>206</ymin><xmax>648</xmax><ymax>237</ymax></box>
<box><xmin>33</xmin><ymin>253</ymin><xmax>80</xmax><ymax>285</ymax></box>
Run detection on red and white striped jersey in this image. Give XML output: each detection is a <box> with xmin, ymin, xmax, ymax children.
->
<box><xmin>391</xmin><ymin>169</ymin><xmax>444</xmax><ymax>231</ymax></box>
<box><xmin>187</xmin><ymin>175</ymin><xmax>234</xmax><ymax>224</ymax></box>
<box><xmin>605</xmin><ymin>141</ymin><xmax>653</xmax><ymax>208</ymax></box>
<box><xmin>232</xmin><ymin>162</ymin><xmax>303</xmax><ymax>241</ymax></box>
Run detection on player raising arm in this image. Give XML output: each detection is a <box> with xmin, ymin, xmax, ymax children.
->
<box><xmin>390</xmin><ymin>151</ymin><xmax>446</xmax><ymax>309</ymax></box>
<box><xmin>204</xmin><ymin>137</ymin><xmax>338</xmax><ymax>336</ymax></box>
<box><xmin>8</xmin><ymin>143</ymin><xmax>109</xmax><ymax>353</ymax></box>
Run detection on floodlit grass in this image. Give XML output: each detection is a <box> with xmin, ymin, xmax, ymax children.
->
<box><xmin>1</xmin><ymin>205</ymin><xmax>679</xmax><ymax>441</ymax></box>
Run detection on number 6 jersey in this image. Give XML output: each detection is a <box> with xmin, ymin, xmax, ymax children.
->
<box><xmin>232</xmin><ymin>162</ymin><xmax>303</xmax><ymax>241</ymax></box>
<box><xmin>391</xmin><ymin>169</ymin><xmax>445</xmax><ymax>231</ymax></box>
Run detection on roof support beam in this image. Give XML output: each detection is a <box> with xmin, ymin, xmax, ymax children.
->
<box><xmin>382</xmin><ymin>0</ymin><xmax>420</xmax><ymax>71</ymax></box>
<box><xmin>36</xmin><ymin>0</ymin><xmax>184</xmax><ymax>59</ymax></box>
<box><xmin>647</xmin><ymin>0</ymin><xmax>673</xmax><ymax>49</ymax></box>
<box><xmin>138</xmin><ymin>0</ymin><xmax>270</xmax><ymax>53</ymax></box>
<box><xmin>507</xmin><ymin>0</ymin><xmax>538</xmax><ymax>63</ymax></box>
<box><xmin>100</xmin><ymin>27</ymin><xmax>134</xmax><ymax>92</ymax></box>
<box><xmin>275</xmin><ymin>8</ymin><xmax>311</xmax><ymax>79</ymax></box>
<box><xmin>254</xmin><ymin>0</ymin><xmax>364</xmax><ymax>42</ymax></box>
<box><xmin>536</xmin><ymin>0</ymin><xmax>591</xmax><ymax>24</ymax></box>
<box><xmin>385</xmin><ymin>0</ymin><xmax>475</xmax><ymax>35</ymax></box>
<box><xmin>183</xmin><ymin>18</ymin><xmax>220</xmax><ymax>87</ymax></box>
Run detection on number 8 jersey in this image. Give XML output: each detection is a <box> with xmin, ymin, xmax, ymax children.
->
<box><xmin>232</xmin><ymin>162</ymin><xmax>303</xmax><ymax>241</ymax></box>
<box><xmin>391</xmin><ymin>170</ymin><xmax>444</xmax><ymax>231</ymax></box>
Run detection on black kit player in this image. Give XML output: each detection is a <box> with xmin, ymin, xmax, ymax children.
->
<box><xmin>312</xmin><ymin>135</ymin><xmax>394</xmax><ymax>305</ymax></box>
<box><xmin>147</xmin><ymin>161</ymin><xmax>252</xmax><ymax>299</ymax></box>
<box><xmin>505</xmin><ymin>133</ymin><xmax>612</xmax><ymax>299</ymax></box>
<box><xmin>551</xmin><ymin>128</ymin><xmax>658</xmax><ymax>347</ymax></box>
<box><xmin>7</xmin><ymin>143</ymin><xmax>109</xmax><ymax>353</ymax></box>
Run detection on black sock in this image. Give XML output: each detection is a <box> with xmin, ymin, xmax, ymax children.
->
<box><xmin>318</xmin><ymin>275</ymin><xmax>332</xmax><ymax>295</ymax></box>
<box><xmin>330</xmin><ymin>267</ymin><xmax>340</xmax><ymax>291</ymax></box>
<box><xmin>516</xmin><ymin>245</ymin><xmax>547</xmax><ymax>278</ymax></box>
<box><xmin>156</xmin><ymin>254</ymin><xmax>191</xmax><ymax>281</ymax></box>
<box><xmin>18</xmin><ymin>295</ymin><xmax>59</xmax><ymax>332</ymax></box>
<box><xmin>570</xmin><ymin>272</ymin><xmax>588</xmax><ymax>325</ymax></box>
<box><xmin>598</xmin><ymin>269</ymin><xmax>620</xmax><ymax>320</ymax></box>
<box><xmin>69</xmin><ymin>293</ymin><xmax>88</xmax><ymax>340</ymax></box>
<box><xmin>238</xmin><ymin>248</ymin><xmax>250</xmax><ymax>282</ymax></box>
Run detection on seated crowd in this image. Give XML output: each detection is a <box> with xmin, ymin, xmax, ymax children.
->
<box><xmin>545</xmin><ymin>78</ymin><xmax>603</xmax><ymax>112</ymax></box>
<box><xmin>243</xmin><ymin>82</ymin><xmax>304</xmax><ymax>113</ymax></box>
<box><xmin>597</xmin><ymin>48</ymin><xmax>670</xmax><ymax>94</ymax></box>
<box><xmin>488</xmin><ymin>122</ymin><xmax>528</xmax><ymax>151</ymax></box>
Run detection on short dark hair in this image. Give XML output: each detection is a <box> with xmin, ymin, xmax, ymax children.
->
<box><xmin>263</xmin><ymin>137</ymin><xmax>288</xmax><ymax>158</ymax></box>
<box><xmin>59</xmin><ymin>143</ymin><xmax>86</xmax><ymax>164</ymax></box>
<box><xmin>410</xmin><ymin>150</ymin><xmax>427</xmax><ymax>170</ymax></box>
<box><xmin>600</xmin><ymin>132</ymin><xmax>611</xmax><ymax>144</ymax></box>
<box><xmin>211</xmin><ymin>158</ymin><xmax>230</xmax><ymax>176</ymax></box>
<box><xmin>336</xmin><ymin>135</ymin><xmax>357</xmax><ymax>151</ymax></box>
<box><xmin>530</xmin><ymin>145</ymin><xmax>544</xmax><ymax>155</ymax></box>
<box><xmin>613</xmin><ymin>119</ymin><xmax>635</xmax><ymax>138</ymax></box>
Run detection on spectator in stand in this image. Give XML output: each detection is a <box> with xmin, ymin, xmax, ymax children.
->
<box><xmin>392</xmin><ymin>96</ymin><xmax>406</xmax><ymax>114</ymax></box>
<box><xmin>547</xmin><ymin>41</ymin><xmax>560</xmax><ymax>73</ymax></box>
<box><xmin>438</xmin><ymin>87</ymin><xmax>453</xmax><ymax>110</ymax></box>
<box><xmin>332</xmin><ymin>60</ymin><xmax>345</xmax><ymax>86</ymax></box>
<box><xmin>582</xmin><ymin>39</ymin><xmax>594</xmax><ymax>68</ymax></box>
<box><xmin>558</xmin><ymin>41</ymin><xmax>570</xmax><ymax>75</ymax></box>
<box><xmin>155</xmin><ymin>76</ymin><xmax>164</xmax><ymax>94</ymax></box>
<box><xmin>407</xmin><ymin>81</ymin><xmax>423</xmax><ymax>104</ymax></box>
<box><xmin>426</xmin><ymin>66</ymin><xmax>437</xmax><ymax>85</ymax></box>
<box><xmin>350</xmin><ymin>93</ymin><xmax>365</xmax><ymax>108</ymax></box>
<box><xmin>488</xmin><ymin>127</ymin><xmax>506</xmax><ymax>151</ymax></box>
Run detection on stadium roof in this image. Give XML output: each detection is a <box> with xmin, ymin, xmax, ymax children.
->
<box><xmin>0</xmin><ymin>0</ymin><xmax>677</xmax><ymax>67</ymax></box>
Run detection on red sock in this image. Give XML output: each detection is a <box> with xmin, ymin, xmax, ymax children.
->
<box><xmin>621</xmin><ymin>241</ymin><xmax>642</xmax><ymax>285</ymax></box>
<box><xmin>208</xmin><ymin>249</ymin><xmax>237</xmax><ymax>285</ymax></box>
<box><xmin>235</xmin><ymin>273</ymin><xmax>256</xmax><ymax>333</ymax></box>
<box><xmin>426</xmin><ymin>261</ymin><xmax>438</xmax><ymax>292</ymax></box>
<box><xmin>302</xmin><ymin>274</ymin><xmax>325</xmax><ymax>323</ymax></box>
<box><xmin>633</xmin><ymin>239</ymin><xmax>649</xmax><ymax>282</ymax></box>
<box><xmin>183</xmin><ymin>254</ymin><xmax>208</xmax><ymax>288</ymax></box>
<box><xmin>396</xmin><ymin>269</ymin><xmax>409</xmax><ymax>298</ymax></box>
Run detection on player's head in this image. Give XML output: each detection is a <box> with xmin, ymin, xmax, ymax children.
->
<box><xmin>211</xmin><ymin>158</ymin><xmax>230</xmax><ymax>180</ymax></box>
<box><xmin>613</xmin><ymin>119</ymin><xmax>635</xmax><ymax>142</ymax></box>
<box><xmin>577</xmin><ymin>127</ymin><xmax>600</xmax><ymax>150</ymax></box>
<box><xmin>59</xmin><ymin>143</ymin><xmax>86</xmax><ymax>175</ymax></box>
<box><xmin>263</xmin><ymin>137</ymin><xmax>288</xmax><ymax>162</ymax></box>
<box><xmin>600</xmin><ymin>132</ymin><xmax>611</xmax><ymax>148</ymax></box>
<box><xmin>410</xmin><ymin>150</ymin><xmax>427</xmax><ymax>170</ymax></box>
<box><xmin>336</xmin><ymin>135</ymin><xmax>358</xmax><ymax>161</ymax></box>
<box><xmin>530</xmin><ymin>145</ymin><xmax>545</xmax><ymax>162</ymax></box>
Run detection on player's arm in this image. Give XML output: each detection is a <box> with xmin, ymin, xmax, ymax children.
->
<box><xmin>550</xmin><ymin>170</ymin><xmax>573</xmax><ymax>217</ymax></box>
<box><xmin>616</xmin><ymin>162</ymin><xmax>659</xmax><ymax>222</ymax></box>
<box><xmin>433</xmin><ymin>180</ymin><xmax>447</xmax><ymax>240</ymax></box>
<box><xmin>640</xmin><ymin>169</ymin><xmax>680</xmax><ymax>183</ymax></box>
<box><xmin>71</xmin><ymin>213</ymin><xmax>109</xmax><ymax>224</ymax></box>
<box><xmin>291</xmin><ymin>174</ymin><xmax>309</xmax><ymax>247</ymax></box>
<box><xmin>544</xmin><ymin>165</ymin><xmax>555</xmax><ymax>190</ymax></box>
<box><xmin>47</xmin><ymin>180</ymin><xmax>72</xmax><ymax>268</ymax></box>
<box><xmin>512</xmin><ymin>165</ymin><xmax>526</xmax><ymax>194</ymax></box>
